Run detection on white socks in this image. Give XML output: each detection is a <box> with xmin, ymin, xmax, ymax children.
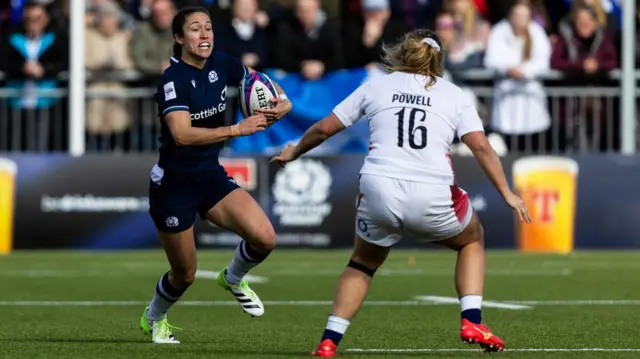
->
<box><xmin>460</xmin><ymin>295</ymin><xmax>483</xmax><ymax>311</ymax></box>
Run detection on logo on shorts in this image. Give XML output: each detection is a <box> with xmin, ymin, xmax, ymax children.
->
<box><xmin>166</xmin><ymin>216</ymin><xmax>179</xmax><ymax>228</ymax></box>
<box><xmin>272</xmin><ymin>159</ymin><xmax>332</xmax><ymax>226</ymax></box>
<box><xmin>357</xmin><ymin>218</ymin><xmax>370</xmax><ymax>237</ymax></box>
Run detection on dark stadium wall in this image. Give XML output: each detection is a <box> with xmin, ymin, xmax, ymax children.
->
<box><xmin>3</xmin><ymin>154</ymin><xmax>639</xmax><ymax>250</ymax></box>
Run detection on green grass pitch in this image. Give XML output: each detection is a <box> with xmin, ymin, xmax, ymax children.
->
<box><xmin>1</xmin><ymin>250</ymin><xmax>639</xmax><ymax>358</ymax></box>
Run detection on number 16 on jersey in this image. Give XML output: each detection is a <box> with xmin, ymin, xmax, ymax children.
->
<box><xmin>396</xmin><ymin>107</ymin><xmax>427</xmax><ymax>149</ymax></box>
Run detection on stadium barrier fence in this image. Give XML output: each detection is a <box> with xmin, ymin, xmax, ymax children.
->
<box><xmin>0</xmin><ymin>66</ymin><xmax>635</xmax><ymax>154</ymax></box>
<box><xmin>1</xmin><ymin>153</ymin><xmax>640</xmax><ymax>251</ymax></box>
<box><xmin>0</xmin><ymin>84</ymin><xmax>629</xmax><ymax>155</ymax></box>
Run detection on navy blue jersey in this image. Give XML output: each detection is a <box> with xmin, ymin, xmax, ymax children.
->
<box><xmin>155</xmin><ymin>52</ymin><xmax>248</xmax><ymax>173</ymax></box>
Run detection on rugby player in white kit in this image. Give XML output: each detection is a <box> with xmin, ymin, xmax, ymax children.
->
<box><xmin>272</xmin><ymin>29</ymin><xmax>531</xmax><ymax>357</ymax></box>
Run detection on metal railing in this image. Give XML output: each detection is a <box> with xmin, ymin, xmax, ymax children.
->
<box><xmin>0</xmin><ymin>86</ymin><xmax>239</xmax><ymax>153</ymax></box>
<box><xmin>0</xmin><ymin>84</ymin><xmax>628</xmax><ymax>154</ymax></box>
<box><xmin>468</xmin><ymin>86</ymin><xmax>621</xmax><ymax>155</ymax></box>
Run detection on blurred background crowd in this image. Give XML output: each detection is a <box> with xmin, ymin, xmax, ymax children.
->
<box><xmin>0</xmin><ymin>0</ymin><xmax>634</xmax><ymax>154</ymax></box>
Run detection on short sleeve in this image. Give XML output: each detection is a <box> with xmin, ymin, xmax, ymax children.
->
<box><xmin>332</xmin><ymin>82</ymin><xmax>368</xmax><ymax>127</ymax></box>
<box><xmin>456</xmin><ymin>96</ymin><xmax>485</xmax><ymax>139</ymax></box>
<box><xmin>216</xmin><ymin>52</ymin><xmax>248</xmax><ymax>85</ymax></box>
<box><xmin>157</xmin><ymin>76</ymin><xmax>190</xmax><ymax>117</ymax></box>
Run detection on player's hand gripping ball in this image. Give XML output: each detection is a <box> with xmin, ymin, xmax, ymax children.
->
<box><xmin>239</xmin><ymin>72</ymin><xmax>291</xmax><ymax>125</ymax></box>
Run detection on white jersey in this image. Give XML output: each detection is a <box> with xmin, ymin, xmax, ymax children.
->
<box><xmin>333</xmin><ymin>72</ymin><xmax>484</xmax><ymax>185</ymax></box>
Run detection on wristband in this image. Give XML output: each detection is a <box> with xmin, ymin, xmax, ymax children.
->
<box><xmin>278</xmin><ymin>94</ymin><xmax>288</xmax><ymax>101</ymax></box>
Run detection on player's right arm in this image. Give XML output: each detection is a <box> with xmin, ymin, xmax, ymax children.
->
<box><xmin>160</xmin><ymin>78</ymin><xmax>266</xmax><ymax>147</ymax></box>
<box><xmin>456</xmin><ymin>99</ymin><xmax>531</xmax><ymax>223</ymax></box>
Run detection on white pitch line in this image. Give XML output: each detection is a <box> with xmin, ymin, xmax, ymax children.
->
<box><xmin>2</xmin><ymin>299</ymin><xmax>640</xmax><ymax>307</ymax></box>
<box><xmin>195</xmin><ymin>270</ymin><xmax>268</xmax><ymax>283</ymax></box>
<box><xmin>415</xmin><ymin>296</ymin><xmax>532</xmax><ymax>310</ymax></box>
<box><xmin>344</xmin><ymin>348</ymin><xmax>640</xmax><ymax>353</ymax></box>
<box><xmin>0</xmin><ymin>300</ymin><xmax>429</xmax><ymax>307</ymax></box>
<box><xmin>415</xmin><ymin>296</ymin><xmax>640</xmax><ymax>307</ymax></box>
<box><xmin>508</xmin><ymin>300</ymin><xmax>640</xmax><ymax>306</ymax></box>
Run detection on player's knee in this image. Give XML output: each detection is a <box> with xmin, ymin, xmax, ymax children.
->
<box><xmin>347</xmin><ymin>259</ymin><xmax>378</xmax><ymax>277</ymax></box>
<box><xmin>469</xmin><ymin>220</ymin><xmax>485</xmax><ymax>246</ymax></box>
<box><xmin>172</xmin><ymin>269</ymin><xmax>197</xmax><ymax>288</ymax></box>
<box><xmin>251</xmin><ymin>225</ymin><xmax>277</xmax><ymax>252</ymax></box>
<box><xmin>457</xmin><ymin>220</ymin><xmax>484</xmax><ymax>250</ymax></box>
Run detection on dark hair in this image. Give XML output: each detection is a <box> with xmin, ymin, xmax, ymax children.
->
<box><xmin>23</xmin><ymin>0</ymin><xmax>46</xmax><ymax>11</ymax></box>
<box><xmin>171</xmin><ymin>6</ymin><xmax>211</xmax><ymax>58</ymax></box>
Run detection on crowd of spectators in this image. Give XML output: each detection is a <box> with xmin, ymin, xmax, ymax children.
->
<box><xmin>0</xmin><ymin>0</ymin><xmax>632</xmax><ymax>152</ymax></box>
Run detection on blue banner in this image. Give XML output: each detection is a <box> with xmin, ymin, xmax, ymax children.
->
<box><xmin>230</xmin><ymin>68</ymin><xmax>373</xmax><ymax>154</ymax></box>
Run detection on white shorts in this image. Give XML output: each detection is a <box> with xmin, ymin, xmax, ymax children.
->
<box><xmin>355</xmin><ymin>174</ymin><xmax>473</xmax><ymax>247</ymax></box>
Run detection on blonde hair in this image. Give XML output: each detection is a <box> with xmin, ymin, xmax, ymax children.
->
<box><xmin>380</xmin><ymin>29</ymin><xmax>444</xmax><ymax>89</ymax></box>
<box><xmin>443</xmin><ymin>0</ymin><xmax>478</xmax><ymax>37</ymax></box>
<box><xmin>571</xmin><ymin>0</ymin><xmax>606</xmax><ymax>27</ymax></box>
<box><xmin>511</xmin><ymin>0</ymin><xmax>533</xmax><ymax>62</ymax></box>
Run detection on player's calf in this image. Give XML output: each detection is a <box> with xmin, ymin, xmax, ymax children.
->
<box><xmin>312</xmin><ymin>254</ymin><xmax>381</xmax><ymax>358</ymax></box>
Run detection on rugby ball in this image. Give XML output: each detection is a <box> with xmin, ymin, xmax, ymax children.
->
<box><xmin>239</xmin><ymin>72</ymin><xmax>279</xmax><ymax>118</ymax></box>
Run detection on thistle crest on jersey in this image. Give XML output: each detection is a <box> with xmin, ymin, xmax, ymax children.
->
<box><xmin>239</xmin><ymin>72</ymin><xmax>278</xmax><ymax>118</ymax></box>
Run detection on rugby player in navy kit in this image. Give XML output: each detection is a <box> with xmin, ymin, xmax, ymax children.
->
<box><xmin>139</xmin><ymin>6</ymin><xmax>292</xmax><ymax>344</ymax></box>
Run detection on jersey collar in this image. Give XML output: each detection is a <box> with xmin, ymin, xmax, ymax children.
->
<box><xmin>169</xmin><ymin>56</ymin><xmax>211</xmax><ymax>75</ymax></box>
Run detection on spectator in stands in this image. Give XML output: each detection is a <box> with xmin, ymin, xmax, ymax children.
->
<box><xmin>552</xmin><ymin>5</ymin><xmax>617</xmax><ymax>78</ymax></box>
<box><xmin>127</xmin><ymin>0</ymin><xmax>155</xmax><ymax>20</ymax></box>
<box><xmin>529</xmin><ymin>0</ymin><xmax>552</xmax><ymax>33</ymax></box>
<box><xmin>387</xmin><ymin>0</ymin><xmax>442</xmax><ymax>31</ymax></box>
<box><xmin>215</xmin><ymin>0</ymin><xmax>268</xmax><ymax>70</ymax></box>
<box><xmin>484</xmin><ymin>0</ymin><xmax>552</xmax><ymax>153</ymax></box>
<box><xmin>85</xmin><ymin>0</ymin><xmax>133</xmax><ymax>139</ymax></box>
<box><xmin>442</xmin><ymin>0</ymin><xmax>490</xmax><ymax>53</ymax></box>
<box><xmin>272</xmin><ymin>0</ymin><xmax>342</xmax><ymax>80</ymax></box>
<box><xmin>339</xmin><ymin>0</ymin><xmax>404</xmax><ymax>69</ymax></box>
<box><xmin>559</xmin><ymin>0</ymin><xmax>618</xmax><ymax>37</ymax></box>
<box><xmin>551</xmin><ymin>5</ymin><xmax>618</xmax><ymax>151</ymax></box>
<box><xmin>0</xmin><ymin>1</ymin><xmax>68</xmax><ymax>151</ymax></box>
<box><xmin>130</xmin><ymin>0</ymin><xmax>175</xmax><ymax>81</ymax></box>
<box><xmin>0</xmin><ymin>2</ymin><xmax>11</xmax><ymax>34</ymax></box>
<box><xmin>86</xmin><ymin>0</ymin><xmax>135</xmax><ymax>30</ymax></box>
<box><xmin>436</xmin><ymin>3</ymin><xmax>488</xmax><ymax>77</ymax></box>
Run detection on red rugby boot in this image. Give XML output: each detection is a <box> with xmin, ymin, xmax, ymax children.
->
<box><xmin>460</xmin><ymin>318</ymin><xmax>505</xmax><ymax>352</ymax></box>
<box><xmin>311</xmin><ymin>339</ymin><xmax>338</xmax><ymax>357</ymax></box>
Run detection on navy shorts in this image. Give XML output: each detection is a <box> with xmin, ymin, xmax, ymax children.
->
<box><xmin>148</xmin><ymin>165</ymin><xmax>240</xmax><ymax>233</ymax></box>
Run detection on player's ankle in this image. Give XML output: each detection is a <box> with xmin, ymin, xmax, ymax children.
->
<box><xmin>224</xmin><ymin>269</ymin><xmax>242</xmax><ymax>286</ymax></box>
<box><xmin>460</xmin><ymin>295</ymin><xmax>483</xmax><ymax>324</ymax></box>
<box><xmin>322</xmin><ymin>315</ymin><xmax>350</xmax><ymax>345</ymax></box>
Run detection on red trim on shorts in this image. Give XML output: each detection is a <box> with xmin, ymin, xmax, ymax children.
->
<box><xmin>356</xmin><ymin>193</ymin><xmax>364</xmax><ymax>208</ymax></box>
<box><xmin>445</xmin><ymin>152</ymin><xmax>458</xmax><ymax>185</ymax></box>
<box><xmin>450</xmin><ymin>185</ymin><xmax>469</xmax><ymax>223</ymax></box>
